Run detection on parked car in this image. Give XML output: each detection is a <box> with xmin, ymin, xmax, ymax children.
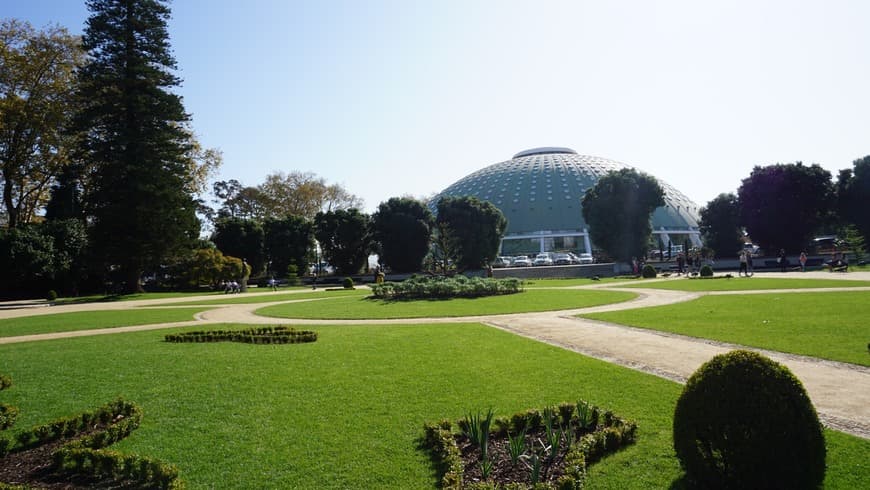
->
<box><xmin>553</xmin><ymin>253</ymin><xmax>573</xmax><ymax>265</ymax></box>
<box><xmin>492</xmin><ymin>256</ymin><xmax>511</xmax><ymax>268</ymax></box>
<box><xmin>512</xmin><ymin>255</ymin><xmax>532</xmax><ymax>267</ymax></box>
<box><xmin>533</xmin><ymin>253</ymin><xmax>554</xmax><ymax>266</ymax></box>
<box><xmin>575</xmin><ymin>253</ymin><xmax>594</xmax><ymax>264</ymax></box>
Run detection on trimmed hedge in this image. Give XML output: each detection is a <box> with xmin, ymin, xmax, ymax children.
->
<box><xmin>371</xmin><ymin>275</ymin><xmax>523</xmax><ymax>300</ymax></box>
<box><xmin>641</xmin><ymin>264</ymin><xmax>657</xmax><ymax>278</ymax></box>
<box><xmin>0</xmin><ymin>397</ymin><xmax>182</xmax><ymax>489</ymax></box>
<box><xmin>423</xmin><ymin>399</ymin><xmax>637</xmax><ymax>489</ymax></box>
<box><xmin>699</xmin><ymin>265</ymin><xmax>714</xmax><ymax>277</ymax></box>
<box><xmin>673</xmin><ymin>350</ymin><xmax>826</xmax><ymax>489</ymax></box>
<box><xmin>164</xmin><ymin>326</ymin><xmax>317</xmax><ymax>344</ymax></box>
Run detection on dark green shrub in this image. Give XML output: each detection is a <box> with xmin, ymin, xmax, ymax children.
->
<box><xmin>342</xmin><ymin>276</ymin><xmax>354</xmax><ymax>289</ymax></box>
<box><xmin>286</xmin><ymin>264</ymin><xmax>301</xmax><ymax>286</ymax></box>
<box><xmin>641</xmin><ymin>264</ymin><xmax>656</xmax><ymax>278</ymax></box>
<box><xmin>673</xmin><ymin>350</ymin><xmax>825</xmax><ymax>489</ymax></box>
<box><xmin>46</xmin><ymin>289</ymin><xmax>58</xmax><ymax>301</ymax></box>
<box><xmin>699</xmin><ymin>264</ymin><xmax>714</xmax><ymax>277</ymax></box>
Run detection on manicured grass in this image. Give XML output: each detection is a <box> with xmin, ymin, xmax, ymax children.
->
<box><xmin>255</xmin><ymin>289</ymin><xmax>637</xmax><ymax>319</ymax></box>
<box><xmin>0</xmin><ymin>323</ymin><xmax>864</xmax><ymax>489</ymax></box>
<box><xmin>612</xmin><ymin>277</ymin><xmax>870</xmax><ymax>292</ymax></box>
<box><xmin>0</xmin><ymin>308</ymin><xmax>209</xmax><ymax>337</ymax></box>
<box><xmin>583</xmin><ymin>291</ymin><xmax>870</xmax><ymax>366</ymax></box>
<box><xmin>164</xmin><ymin>288</ymin><xmax>366</xmax><ymax>306</ymax></box>
<box><xmin>53</xmin><ymin>291</ymin><xmax>224</xmax><ymax>304</ymax></box>
<box><xmin>522</xmin><ymin>277</ymin><xmax>638</xmax><ymax>288</ymax></box>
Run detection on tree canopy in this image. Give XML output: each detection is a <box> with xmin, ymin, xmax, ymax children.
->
<box><xmin>581</xmin><ymin>168</ymin><xmax>664</xmax><ymax>262</ymax></box>
<box><xmin>0</xmin><ymin>19</ymin><xmax>83</xmax><ymax>228</ymax></box>
<box><xmin>263</xmin><ymin>215</ymin><xmax>313</xmax><ymax>277</ymax></box>
<box><xmin>211</xmin><ymin>217</ymin><xmax>265</xmax><ymax>276</ymax></box>
<box><xmin>699</xmin><ymin>193</ymin><xmax>743</xmax><ymax>258</ymax></box>
<box><xmin>737</xmin><ymin>163</ymin><xmax>833</xmax><ymax>253</ymax></box>
<box><xmin>212</xmin><ymin>172</ymin><xmax>362</xmax><ymax>222</ymax></box>
<box><xmin>435</xmin><ymin>196</ymin><xmax>507</xmax><ymax>271</ymax></box>
<box><xmin>75</xmin><ymin>0</ymin><xmax>201</xmax><ymax>292</ymax></box>
<box><xmin>371</xmin><ymin>197</ymin><xmax>434</xmax><ymax>273</ymax></box>
<box><xmin>836</xmin><ymin>155</ymin><xmax>870</xmax><ymax>243</ymax></box>
<box><xmin>314</xmin><ymin>209</ymin><xmax>372</xmax><ymax>275</ymax></box>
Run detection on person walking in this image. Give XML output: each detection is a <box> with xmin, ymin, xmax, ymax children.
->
<box><xmin>738</xmin><ymin>250</ymin><xmax>748</xmax><ymax>277</ymax></box>
<box><xmin>799</xmin><ymin>251</ymin><xmax>808</xmax><ymax>272</ymax></box>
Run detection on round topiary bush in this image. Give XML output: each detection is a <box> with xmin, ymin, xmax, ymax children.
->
<box><xmin>641</xmin><ymin>264</ymin><xmax>657</xmax><ymax>278</ymax></box>
<box><xmin>45</xmin><ymin>290</ymin><xmax>58</xmax><ymax>301</ymax></box>
<box><xmin>342</xmin><ymin>277</ymin><xmax>354</xmax><ymax>289</ymax></box>
<box><xmin>673</xmin><ymin>350</ymin><xmax>825</xmax><ymax>489</ymax></box>
<box><xmin>699</xmin><ymin>265</ymin><xmax>713</xmax><ymax>277</ymax></box>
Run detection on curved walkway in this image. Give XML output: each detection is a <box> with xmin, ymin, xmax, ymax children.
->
<box><xmin>1</xmin><ymin>273</ymin><xmax>868</xmax><ymax>439</ymax></box>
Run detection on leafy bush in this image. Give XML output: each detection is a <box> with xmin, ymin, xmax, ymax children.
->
<box><xmin>286</xmin><ymin>264</ymin><xmax>300</xmax><ymax>286</ymax></box>
<box><xmin>673</xmin><ymin>350</ymin><xmax>825</xmax><ymax>489</ymax></box>
<box><xmin>343</xmin><ymin>277</ymin><xmax>354</xmax><ymax>289</ymax></box>
<box><xmin>641</xmin><ymin>264</ymin><xmax>657</xmax><ymax>278</ymax></box>
<box><xmin>699</xmin><ymin>265</ymin><xmax>713</xmax><ymax>277</ymax></box>
<box><xmin>370</xmin><ymin>275</ymin><xmax>522</xmax><ymax>300</ymax></box>
<box><xmin>45</xmin><ymin>289</ymin><xmax>58</xmax><ymax>301</ymax></box>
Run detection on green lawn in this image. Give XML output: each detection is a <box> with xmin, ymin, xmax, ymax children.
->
<box><xmin>583</xmin><ymin>291</ymin><xmax>870</xmax><ymax>366</ymax></box>
<box><xmin>0</xmin><ymin>323</ymin><xmax>865</xmax><ymax>489</ymax></box>
<box><xmin>521</xmin><ymin>277</ymin><xmax>638</xmax><ymax>288</ymax></box>
<box><xmin>255</xmin><ymin>289</ymin><xmax>637</xmax><ymax>319</ymax></box>
<box><xmin>164</xmin><ymin>288</ymin><xmax>367</xmax><ymax>306</ymax></box>
<box><xmin>0</xmin><ymin>308</ymin><xmax>209</xmax><ymax>337</ymax></box>
<box><xmin>612</xmin><ymin>277</ymin><xmax>870</xmax><ymax>292</ymax></box>
<box><xmin>53</xmin><ymin>291</ymin><xmax>224</xmax><ymax>304</ymax></box>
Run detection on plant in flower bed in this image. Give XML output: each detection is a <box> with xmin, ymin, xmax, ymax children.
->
<box><xmin>164</xmin><ymin>325</ymin><xmax>317</xmax><ymax>344</ymax></box>
<box><xmin>422</xmin><ymin>399</ymin><xmax>637</xmax><ymax>489</ymax></box>
<box><xmin>0</xmin><ymin>373</ymin><xmax>181</xmax><ymax>489</ymax></box>
<box><xmin>370</xmin><ymin>275</ymin><xmax>522</xmax><ymax>300</ymax></box>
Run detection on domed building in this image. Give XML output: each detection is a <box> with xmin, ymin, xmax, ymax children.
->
<box><xmin>430</xmin><ymin>147</ymin><xmax>701</xmax><ymax>256</ymax></box>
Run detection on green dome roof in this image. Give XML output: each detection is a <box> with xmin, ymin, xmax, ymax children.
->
<box><xmin>432</xmin><ymin>148</ymin><xmax>700</xmax><ymax>237</ymax></box>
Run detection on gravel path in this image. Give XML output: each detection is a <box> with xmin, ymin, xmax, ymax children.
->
<box><xmin>1</xmin><ymin>272</ymin><xmax>868</xmax><ymax>439</ymax></box>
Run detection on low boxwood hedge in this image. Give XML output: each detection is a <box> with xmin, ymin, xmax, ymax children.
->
<box><xmin>164</xmin><ymin>326</ymin><xmax>317</xmax><ymax>344</ymax></box>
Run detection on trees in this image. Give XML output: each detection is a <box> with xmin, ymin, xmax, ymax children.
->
<box><xmin>581</xmin><ymin>168</ymin><xmax>664</xmax><ymax>263</ymax></box>
<box><xmin>0</xmin><ymin>19</ymin><xmax>83</xmax><ymax>228</ymax></box>
<box><xmin>836</xmin><ymin>156</ymin><xmax>870</xmax><ymax>243</ymax></box>
<box><xmin>75</xmin><ymin>0</ymin><xmax>201</xmax><ymax>293</ymax></box>
<box><xmin>263</xmin><ymin>215</ymin><xmax>313</xmax><ymax>277</ymax></box>
<box><xmin>211</xmin><ymin>217</ymin><xmax>265</xmax><ymax>276</ymax></box>
<box><xmin>371</xmin><ymin>197</ymin><xmax>434</xmax><ymax>273</ymax></box>
<box><xmin>211</xmin><ymin>172</ymin><xmax>362</xmax><ymax>223</ymax></box>
<box><xmin>699</xmin><ymin>193</ymin><xmax>743</xmax><ymax>258</ymax></box>
<box><xmin>737</xmin><ymin>163</ymin><xmax>833</xmax><ymax>253</ymax></box>
<box><xmin>435</xmin><ymin>196</ymin><xmax>507</xmax><ymax>271</ymax></box>
<box><xmin>314</xmin><ymin>209</ymin><xmax>372</xmax><ymax>275</ymax></box>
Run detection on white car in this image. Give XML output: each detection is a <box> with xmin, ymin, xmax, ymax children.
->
<box><xmin>512</xmin><ymin>255</ymin><xmax>532</xmax><ymax>267</ymax></box>
<box><xmin>533</xmin><ymin>253</ymin><xmax>554</xmax><ymax>266</ymax></box>
<box><xmin>553</xmin><ymin>253</ymin><xmax>573</xmax><ymax>265</ymax></box>
<box><xmin>577</xmin><ymin>253</ymin><xmax>595</xmax><ymax>264</ymax></box>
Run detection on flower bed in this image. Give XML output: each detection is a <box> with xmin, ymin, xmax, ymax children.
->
<box><xmin>370</xmin><ymin>275</ymin><xmax>522</xmax><ymax>300</ymax></box>
<box><xmin>422</xmin><ymin>400</ymin><xmax>637</xmax><ymax>489</ymax></box>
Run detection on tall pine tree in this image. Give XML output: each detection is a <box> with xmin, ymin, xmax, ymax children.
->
<box><xmin>76</xmin><ymin>0</ymin><xmax>198</xmax><ymax>292</ymax></box>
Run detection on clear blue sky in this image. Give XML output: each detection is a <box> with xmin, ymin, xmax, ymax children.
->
<box><xmin>8</xmin><ymin>0</ymin><xmax>870</xmax><ymax>212</ymax></box>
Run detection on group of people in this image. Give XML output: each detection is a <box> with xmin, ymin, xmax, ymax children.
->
<box><xmin>674</xmin><ymin>251</ymin><xmax>706</xmax><ymax>275</ymax></box>
<box><xmin>222</xmin><ymin>280</ymin><xmax>241</xmax><ymax>293</ymax></box>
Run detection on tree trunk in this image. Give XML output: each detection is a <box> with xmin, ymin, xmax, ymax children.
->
<box><xmin>125</xmin><ymin>267</ymin><xmax>144</xmax><ymax>294</ymax></box>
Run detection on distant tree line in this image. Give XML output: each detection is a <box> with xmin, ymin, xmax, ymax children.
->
<box><xmin>699</xmin><ymin>158</ymin><xmax>870</xmax><ymax>259</ymax></box>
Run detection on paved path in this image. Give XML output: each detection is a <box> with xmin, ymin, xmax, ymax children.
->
<box><xmin>1</xmin><ymin>272</ymin><xmax>868</xmax><ymax>439</ymax></box>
